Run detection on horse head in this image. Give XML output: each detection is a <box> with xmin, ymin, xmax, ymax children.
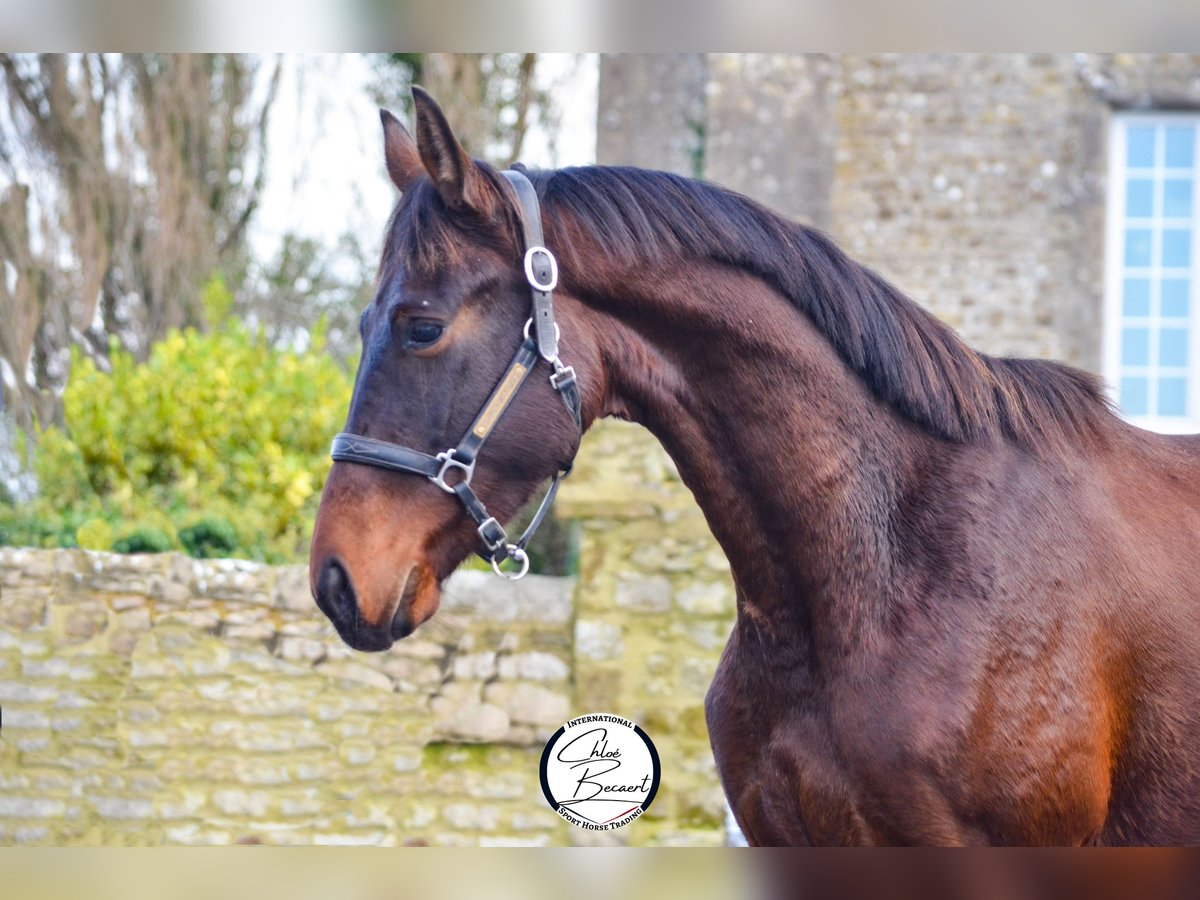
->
<box><xmin>310</xmin><ymin>88</ymin><xmax>596</xmax><ymax>651</ymax></box>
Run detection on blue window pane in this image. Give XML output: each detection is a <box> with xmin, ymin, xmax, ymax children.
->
<box><xmin>1121</xmin><ymin>376</ymin><xmax>1149</xmax><ymax>415</ymax></box>
<box><xmin>1165</xmin><ymin>126</ymin><xmax>1195</xmax><ymax>168</ymax></box>
<box><xmin>1127</xmin><ymin>179</ymin><xmax>1154</xmax><ymax>217</ymax></box>
<box><xmin>1162</xmin><ymin>229</ymin><xmax>1191</xmax><ymax>267</ymax></box>
<box><xmin>1162</xmin><ymin>279</ymin><xmax>1190</xmax><ymax>318</ymax></box>
<box><xmin>1163</xmin><ymin>179</ymin><xmax>1193</xmax><ymax>218</ymax></box>
<box><xmin>1125</xmin><ymin>229</ymin><xmax>1153</xmax><ymax>266</ymax></box>
<box><xmin>1122</xmin><ymin>327</ymin><xmax>1151</xmax><ymax>365</ymax></box>
<box><xmin>1159</xmin><ymin>328</ymin><xmax>1189</xmax><ymax>367</ymax></box>
<box><xmin>1128</xmin><ymin>126</ymin><xmax>1157</xmax><ymax>167</ymax></box>
<box><xmin>1158</xmin><ymin>377</ymin><xmax>1188</xmax><ymax>417</ymax></box>
<box><xmin>1123</xmin><ymin>278</ymin><xmax>1151</xmax><ymax>316</ymax></box>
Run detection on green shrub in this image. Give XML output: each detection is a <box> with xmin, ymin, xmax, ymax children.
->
<box><xmin>0</xmin><ymin>512</ymin><xmax>82</xmax><ymax>549</ymax></box>
<box><xmin>111</xmin><ymin>527</ymin><xmax>174</xmax><ymax>554</ymax></box>
<box><xmin>0</xmin><ymin>285</ymin><xmax>353</xmax><ymax>563</ymax></box>
<box><xmin>75</xmin><ymin>518</ymin><xmax>115</xmax><ymax>551</ymax></box>
<box><xmin>178</xmin><ymin>517</ymin><xmax>240</xmax><ymax>558</ymax></box>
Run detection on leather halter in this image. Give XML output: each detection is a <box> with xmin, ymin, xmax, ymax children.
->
<box><xmin>329</xmin><ymin>169</ymin><xmax>582</xmax><ymax>580</ymax></box>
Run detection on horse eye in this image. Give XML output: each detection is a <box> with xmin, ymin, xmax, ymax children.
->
<box><xmin>406</xmin><ymin>320</ymin><xmax>445</xmax><ymax>348</ymax></box>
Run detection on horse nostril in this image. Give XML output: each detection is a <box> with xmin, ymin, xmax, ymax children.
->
<box><xmin>317</xmin><ymin>557</ymin><xmax>356</xmax><ymax>623</ymax></box>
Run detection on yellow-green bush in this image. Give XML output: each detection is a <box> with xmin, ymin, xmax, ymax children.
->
<box><xmin>0</xmin><ymin>301</ymin><xmax>352</xmax><ymax>562</ymax></box>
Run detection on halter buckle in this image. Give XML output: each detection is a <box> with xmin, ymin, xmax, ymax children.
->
<box><xmin>476</xmin><ymin>516</ymin><xmax>508</xmax><ymax>553</ymax></box>
<box><xmin>550</xmin><ymin>363</ymin><xmax>576</xmax><ymax>391</ymax></box>
<box><xmin>491</xmin><ymin>545</ymin><xmax>530</xmax><ymax>580</ymax></box>
<box><xmin>432</xmin><ymin>450</ymin><xmax>475</xmax><ymax>493</ymax></box>
<box><xmin>523</xmin><ymin>246</ymin><xmax>558</xmax><ymax>292</ymax></box>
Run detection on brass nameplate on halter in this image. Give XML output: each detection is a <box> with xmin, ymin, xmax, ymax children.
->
<box><xmin>473</xmin><ymin>363</ymin><xmax>529</xmax><ymax>438</ymax></box>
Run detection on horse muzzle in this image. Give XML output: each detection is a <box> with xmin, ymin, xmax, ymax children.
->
<box><xmin>312</xmin><ymin>555</ymin><xmax>435</xmax><ymax>651</ymax></box>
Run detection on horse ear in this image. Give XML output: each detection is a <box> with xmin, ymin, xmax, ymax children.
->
<box><xmin>380</xmin><ymin>109</ymin><xmax>422</xmax><ymax>192</ymax></box>
<box><xmin>411</xmin><ymin>85</ymin><xmax>490</xmax><ymax>214</ymax></box>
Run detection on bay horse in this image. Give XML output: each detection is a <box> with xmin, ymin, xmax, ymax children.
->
<box><xmin>310</xmin><ymin>88</ymin><xmax>1200</xmax><ymax>845</ymax></box>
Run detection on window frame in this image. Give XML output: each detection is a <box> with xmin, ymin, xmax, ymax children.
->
<box><xmin>1103</xmin><ymin>112</ymin><xmax>1200</xmax><ymax>434</ymax></box>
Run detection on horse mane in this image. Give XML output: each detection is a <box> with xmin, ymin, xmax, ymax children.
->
<box><xmin>526</xmin><ymin>165</ymin><xmax>1112</xmax><ymax>450</ymax></box>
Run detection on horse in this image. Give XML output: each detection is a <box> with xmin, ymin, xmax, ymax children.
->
<box><xmin>309</xmin><ymin>87</ymin><xmax>1200</xmax><ymax>846</ymax></box>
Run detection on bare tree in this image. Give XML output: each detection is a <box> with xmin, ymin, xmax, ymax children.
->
<box><xmin>0</xmin><ymin>183</ymin><xmax>56</xmax><ymax>429</ymax></box>
<box><xmin>372</xmin><ymin>53</ymin><xmax>547</xmax><ymax>167</ymax></box>
<box><xmin>0</xmin><ymin>53</ymin><xmax>281</xmax><ymax>426</ymax></box>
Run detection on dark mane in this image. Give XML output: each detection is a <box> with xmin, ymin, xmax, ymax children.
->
<box><xmin>385</xmin><ymin>163</ymin><xmax>1113</xmax><ymax>449</ymax></box>
<box><xmin>527</xmin><ymin>165</ymin><xmax>1111</xmax><ymax>449</ymax></box>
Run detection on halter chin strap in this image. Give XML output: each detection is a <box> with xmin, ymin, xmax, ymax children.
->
<box><xmin>329</xmin><ymin>169</ymin><xmax>582</xmax><ymax>580</ymax></box>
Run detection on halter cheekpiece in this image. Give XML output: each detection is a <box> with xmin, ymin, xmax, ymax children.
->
<box><xmin>329</xmin><ymin>169</ymin><xmax>582</xmax><ymax>581</ymax></box>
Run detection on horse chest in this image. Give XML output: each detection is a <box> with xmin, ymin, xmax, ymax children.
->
<box><xmin>705</xmin><ymin>630</ymin><xmax>880</xmax><ymax>845</ymax></box>
<box><xmin>707</xmin><ymin>646</ymin><xmax>985</xmax><ymax>845</ymax></box>
<box><xmin>705</xmin><ymin>620</ymin><xmax>1118</xmax><ymax>846</ymax></box>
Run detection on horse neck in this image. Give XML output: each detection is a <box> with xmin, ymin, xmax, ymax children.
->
<box><xmin>568</xmin><ymin>251</ymin><xmax>931</xmax><ymax>655</ymax></box>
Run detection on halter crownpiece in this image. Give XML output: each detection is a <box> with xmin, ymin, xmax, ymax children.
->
<box><xmin>329</xmin><ymin>169</ymin><xmax>582</xmax><ymax>581</ymax></box>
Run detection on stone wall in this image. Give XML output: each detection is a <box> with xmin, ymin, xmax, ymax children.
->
<box><xmin>0</xmin><ymin>422</ymin><xmax>738</xmax><ymax>848</ymax></box>
<box><xmin>601</xmin><ymin>53</ymin><xmax>1200</xmax><ymax>372</ymax></box>
<box><xmin>702</xmin><ymin>53</ymin><xmax>1200</xmax><ymax>372</ymax></box>
<box><xmin>597</xmin><ymin>54</ymin><xmax>707</xmax><ymax>177</ymax></box>
<box><xmin>827</xmin><ymin>54</ymin><xmax>1108</xmax><ymax>367</ymax></box>
<box><xmin>0</xmin><ymin>547</ymin><xmax>579</xmax><ymax>845</ymax></box>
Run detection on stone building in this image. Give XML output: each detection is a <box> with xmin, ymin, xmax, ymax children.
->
<box><xmin>598</xmin><ymin>53</ymin><xmax>1200</xmax><ymax>434</ymax></box>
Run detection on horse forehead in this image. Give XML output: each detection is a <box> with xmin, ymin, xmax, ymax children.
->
<box><xmin>388</xmin><ymin>249</ymin><xmax>513</xmax><ymax>312</ymax></box>
<box><xmin>377</xmin><ymin>272</ymin><xmax>468</xmax><ymax>321</ymax></box>
<box><xmin>379</xmin><ymin>279</ymin><xmax>437</xmax><ymax>316</ymax></box>
<box><xmin>374</xmin><ymin>257</ymin><xmax>448</xmax><ymax>311</ymax></box>
<box><xmin>411</xmin><ymin>245</ymin><xmax>505</xmax><ymax>282</ymax></box>
<box><xmin>388</xmin><ymin>206</ymin><xmax>487</xmax><ymax>280</ymax></box>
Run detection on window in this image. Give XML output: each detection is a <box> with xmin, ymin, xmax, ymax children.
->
<box><xmin>1105</xmin><ymin>115</ymin><xmax>1200</xmax><ymax>433</ymax></box>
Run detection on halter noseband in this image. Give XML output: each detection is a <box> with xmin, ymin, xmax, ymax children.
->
<box><xmin>329</xmin><ymin>169</ymin><xmax>582</xmax><ymax>581</ymax></box>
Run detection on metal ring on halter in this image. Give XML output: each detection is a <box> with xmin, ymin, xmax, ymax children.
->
<box><xmin>432</xmin><ymin>450</ymin><xmax>475</xmax><ymax>494</ymax></box>
<box><xmin>523</xmin><ymin>318</ymin><xmax>561</xmax><ymax>343</ymax></box>
<box><xmin>491</xmin><ymin>546</ymin><xmax>530</xmax><ymax>580</ymax></box>
<box><xmin>523</xmin><ymin>246</ymin><xmax>558</xmax><ymax>292</ymax></box>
